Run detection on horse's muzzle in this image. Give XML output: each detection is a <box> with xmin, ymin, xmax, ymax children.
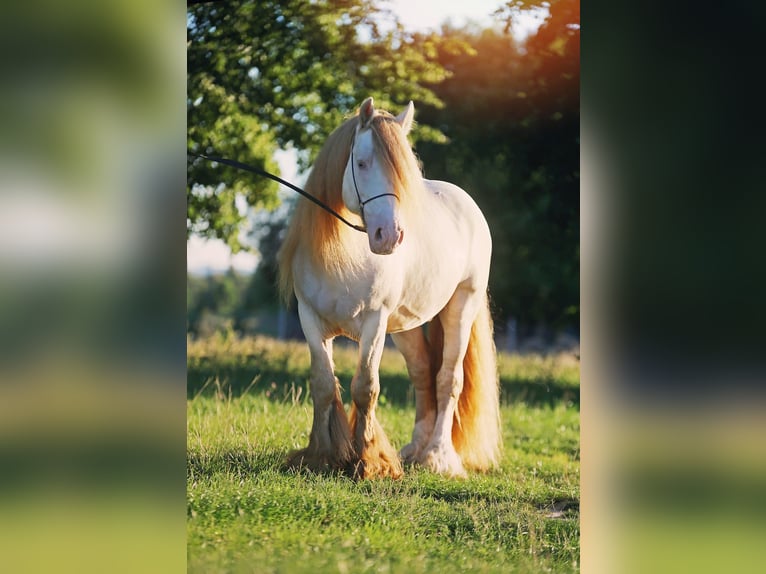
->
<box><xmin>369</xmin><ymin>225</ymin><xmax>404</xmax><ymax>255</ymax></box>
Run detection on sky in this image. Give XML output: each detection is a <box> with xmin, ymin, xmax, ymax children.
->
<box><xmin>385</xmin><ymin>0</ymin><xmax>547</xmax><ymax>39</ymax></box>
<box><xmin>187</xmin><ymin>1</ymin><xmax>547</xmax><ymax>275</ymax></box>
<box><xmin>387</xmin><ymin>0</ymin><xmax>497</xmax><ymax>29</ymax></box>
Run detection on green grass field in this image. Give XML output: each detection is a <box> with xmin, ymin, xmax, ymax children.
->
<box><xmin>188</xmin><ymin>335</ymin><xmax>580</xmax><ymax>573</ymax></box>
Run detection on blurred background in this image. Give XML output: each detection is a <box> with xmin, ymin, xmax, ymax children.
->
<box><xmin>0</xmin><ymin>1</ymin><xmax>185</xmax><ymax>573</ymax></box>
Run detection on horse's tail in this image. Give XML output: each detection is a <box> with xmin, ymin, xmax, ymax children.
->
<box><xmin>428</xmin><ymin>293</ymin><xmax>502</xmax><ymax>471</ymax></box>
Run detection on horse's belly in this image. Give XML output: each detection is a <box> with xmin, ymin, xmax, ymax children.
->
<box><xmin>385</xmin><ymin>256</ymin><xmax>468</xmax><ymax>332</ymax></box>
<box><xmin>386</xmin><ymin>286</ymin><xmax>455</xmax><ymax>333</ymax></box>
<box><xmin>386</xmin><ymin>304</ymin><xmax>429</xmax><ymax>333</ymax></box>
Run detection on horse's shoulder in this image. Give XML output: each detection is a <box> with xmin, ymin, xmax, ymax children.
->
<box><xmin>423</xmin><ymin>178</ymin><xmax>460</xmax><ymax>195</ymax></box>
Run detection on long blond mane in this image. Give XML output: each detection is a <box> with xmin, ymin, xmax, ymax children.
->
<box><xmin>277</xmin><ymin>109</ymin><xmax>424</xmax><ymax>302</ymax></box>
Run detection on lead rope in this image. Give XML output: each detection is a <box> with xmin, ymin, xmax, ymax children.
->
<box><xmin>189</xmin><ymin>131</ymin><xmax>399</xmax><ymax>235</ymax></box>
<box><xmin>187</xmin><ymin>151</ymin><xmax>367</xmax><ymax>232</ymax></box>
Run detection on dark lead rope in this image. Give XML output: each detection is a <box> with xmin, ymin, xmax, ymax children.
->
<box><xmin>187</xmin><ymin>151</ymin><xmax>367</xmax><ymax>232</ymax></box>
<box><xmin>189</xmin><ymin>134</ymin><xmax>399</xmax><ymax>235</ymax></box>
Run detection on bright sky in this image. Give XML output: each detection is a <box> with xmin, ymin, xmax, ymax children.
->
<box><xmin>385</xmin><ymin>0</ymin><xmax>545</xmax><ymax>38</ymax></box>
<box><xmin>187</xmin><ymin>148</ymin><xmax>300</xmax><ymax>275</ymax></box>
<box><xmin>187</xmin><ymin>0</ymin><xmax>546</xmax><ymax>275</ymax></box>
<box><xmin>386</xmin><ymin>0</ymin><xmax>497</xmax><ymax>29</ymax></box>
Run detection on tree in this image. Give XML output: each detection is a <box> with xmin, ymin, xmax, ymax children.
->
<box><xmin>187</xmin><ymin>270</ymin><xmax>248</xmax><ymax>335</ymax></box>
<box><xmin>415</xmin><ymin>0</ymin><xmax>580</xmax><ymax>333</ymax></box>
<box><xmin>187</xmin><ymin>0</ymin><xmax>459</xmax><ymax>251</ymax></box>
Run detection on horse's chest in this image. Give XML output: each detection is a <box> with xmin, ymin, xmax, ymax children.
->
<box><xmin>315</xmin><ymin>287</ymin><xmax>365</xmax><ymax>322</ymax></box>
<box><xmin>300</xmin><ymin>267</ymin><xmax>387</xmax><ymax>329</ymax></box>
<box><xmin>296</xmin><ymin>250</ymin><xmax>459</xmax><ymax>334</ymax></box>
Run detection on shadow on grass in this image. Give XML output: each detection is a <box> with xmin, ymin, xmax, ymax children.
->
<box><xmin>187</xmin><ymin>446</ymin><xmax>574</xmax><ymax>490</ymax></box>
<box><xmin>187</xmin><ymin>448</ymin><xmax>288</xmax><ymax>479</ymax></box>
<box><xmin>188</xmin><ymin>447</ymin><xmax>370</xmax><ymax>483</ymax></box>
<box><xmin>188</xmin><ymin>360</ymin><xmax>578</xmax><ymax>408</ymax></box>
<box><xmin>500</xmin><ymin>376</ymin><xmax>579</xmax><ymax>408</ymax></box>
<box><xmin>396</xmin><ymin>482</ymin><xmax>580</xmax><ymax>518</ymax></box>
<box><xmin>189</xmin><ymin>447</ymin><xmax>580</xmax><ymax>518</ymax></box>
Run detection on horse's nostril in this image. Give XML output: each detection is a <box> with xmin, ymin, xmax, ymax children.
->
<box><xmin>374</xmin><ymin>228</ymin><xmax>383</xmax><ymax>242</ymax></box>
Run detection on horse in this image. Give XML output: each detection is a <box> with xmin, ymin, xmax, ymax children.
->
<box><xmin>277</xmin><ymin>97</ymin><xmax>500</xmax><ymax>479</ymax></box>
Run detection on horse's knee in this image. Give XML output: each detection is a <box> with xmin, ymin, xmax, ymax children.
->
<box><xmin>351</xmin><ymin>376</ymin><xmax>379</xmax><ymax>410</ymax></box>
<box><xmin>310</xmin><ymin>375</ymin><xmax>338</xmax><ymax>407</ymax></box>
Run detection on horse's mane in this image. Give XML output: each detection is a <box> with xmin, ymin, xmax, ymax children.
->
<box><xmin>277</xmin><ymin>108</ymin><xmax>424</xmax><ymax>302</ymax></box>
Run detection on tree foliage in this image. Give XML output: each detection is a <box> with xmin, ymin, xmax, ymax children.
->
<box><xmin>187</xmin><ymin>0</ymin><xmax>459</xmax><ymax>251</ymax></box>
<box><xmin>187</xmin><ymin>0</ymin><xmax>580</xmax><ymax>336</ymax></box>
<box><xmin>416</xmin><ymin>0</ymin><xmax>580</xmax><ymax>332</ymax></box>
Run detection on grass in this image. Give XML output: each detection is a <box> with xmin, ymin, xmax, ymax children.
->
<box><xmin>188</xmin><ymin>334</ymin><xmax>580</xmax><ymax>573</ymax></box>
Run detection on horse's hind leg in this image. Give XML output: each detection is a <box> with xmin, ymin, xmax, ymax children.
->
<box><xmin>420</xmin><ymin>287</ymin><xmax>481</xmax><ymax>478</ymax></box>
<box><xmin>391</xmin><ymin>327</ymin><xmax>436</xmax><ymax>464</ymax></box>
<box><xmin>286</xmin><ymin>301</ymin><xmax>354</xmax><ymax>474</ymax></box>
<box><xmin>349</xmin><ymin>314</ymin><xmax>403</xmax><ymax>479</ymax></box>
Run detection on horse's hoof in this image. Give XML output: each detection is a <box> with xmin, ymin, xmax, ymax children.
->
<box><xmin>352</xmin><ymin>455</ymin><xmax>404</xmax><ymax>480</ymax></box>
<box><xmin>420</xmin><ymin>445</ymin><xmax>467</xmax><ymax>478</ymax></box>
<box><xmin>400</xmin><ymin>442</ymin><xmax>421</xmax><ymax>465</ymax></box>
<box><xmin>284</xmin><ymin>448</ymin><xmax>353</xmax><ymax>475</ymax></box>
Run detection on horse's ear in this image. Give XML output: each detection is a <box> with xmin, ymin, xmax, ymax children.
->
<box><xmin>395</xmin><ymin>101</ymin><xmax>415</xmax><ymax>136</ymax></box>
<box><xmin>359</xmin><ymin>97</ymin><xmax>375</xmax><ymax>128</ymax></box>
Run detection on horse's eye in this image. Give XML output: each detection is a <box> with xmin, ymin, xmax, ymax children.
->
<box><xmin>357</xmin><ymin>160</ymin><xmax>366</xmax><ymax>169</ymax></box>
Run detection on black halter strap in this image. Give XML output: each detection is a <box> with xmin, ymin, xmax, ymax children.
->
<box><xmin>350</xmin><ymin>131</ymin><xmax>399</xmax><ymax>227</ymax></box>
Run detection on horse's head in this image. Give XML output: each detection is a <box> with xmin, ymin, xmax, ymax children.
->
<box><xmin>343</xmin><ymin>97</ymin><xmax>415</xmax><ymax>255</ymax></box>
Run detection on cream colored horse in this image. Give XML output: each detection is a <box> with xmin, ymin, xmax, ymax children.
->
<box><xmin>278</xmin><ymin>98</ymin><xmax>500</xmax><ymax>478</ymax></box>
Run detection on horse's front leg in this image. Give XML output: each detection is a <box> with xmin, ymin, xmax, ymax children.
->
<box><xmin>286</xmin><ymin>300</ymin><xmax>354</xmax><ymax>474</ymax></box>
<box><xmin>349</xmin><ymin>313</ymin><xmax>403</xmax><ymax>479</ymax></box>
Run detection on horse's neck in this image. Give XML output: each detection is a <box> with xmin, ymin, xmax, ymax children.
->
<box><xmin>309</xmin><ymin>224</ymin><xmax>370</xmax><ymax>274</ymax></box>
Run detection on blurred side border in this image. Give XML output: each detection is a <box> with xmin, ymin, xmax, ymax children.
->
<box><xmin>0</xmin><ymin>1</ymin><xmax>186</xmax><ymax>573</ymax></box>
<box><xmin>583</xmin><ymin>1</ymin><xmax>766</xmax><ymax>573</ymax></box>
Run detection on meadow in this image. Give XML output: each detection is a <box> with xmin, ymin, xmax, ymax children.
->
<box><xmin>188</xmin><ymin>334</ymin><xmax>580</xmax><ymax>573</ymax></box>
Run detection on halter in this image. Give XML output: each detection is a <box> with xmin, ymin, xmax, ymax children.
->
<box><xmin>349</xmin><ymin>130</ymin><xmax>400</xmax><ymax>227</ymax></box>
